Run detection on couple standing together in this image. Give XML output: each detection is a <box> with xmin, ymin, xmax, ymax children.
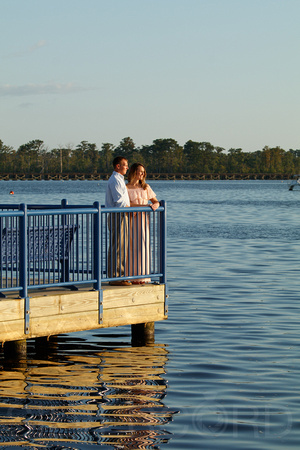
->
<box><xmin>105</xmin><ymin>156</ymin><xmax>160</xmax><ymax>286</ymax></box>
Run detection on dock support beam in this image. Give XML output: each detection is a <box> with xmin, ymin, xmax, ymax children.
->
<box><xmin>131</xmin><ymin>322</ymin><xmax>155</xmax><ymax>346</ymax></box>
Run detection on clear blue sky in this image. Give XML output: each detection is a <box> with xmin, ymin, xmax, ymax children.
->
<box><xmin>1</xmin><ymin>0</ymin><xmax>299</xmax><ymax>153</ymax></box>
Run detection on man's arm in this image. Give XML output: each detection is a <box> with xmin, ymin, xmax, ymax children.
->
<box><xmin>110</xmin><ymin>177</ymin><xmax>129</xmax><ymax>207</ymax></box>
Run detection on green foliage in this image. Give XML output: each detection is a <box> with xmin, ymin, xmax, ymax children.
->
<box><xmin>0</xmin><ymin>140</ymin><xmax>15</xmax><ymax>172</ymax></box>
<box><xmin>0</xmin><ymin>137</ymin><xmax>299</xmax><ymax>175</ymax></box>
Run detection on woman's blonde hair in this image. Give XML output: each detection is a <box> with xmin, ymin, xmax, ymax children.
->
<box><xmin>127</xmin><ymin>163</ymin><xmax>148</xmax><ymax>190</ymax></box>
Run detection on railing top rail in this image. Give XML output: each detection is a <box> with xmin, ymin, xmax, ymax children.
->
<box><xmin>0</xmin><ymin>211</ymin><xmax>23</xmax><ymax>218</ymax></box>
<box><xmin>103</xmin><ymin>205</ymin><xmax>165</xmax><ymax>213</ymax></box>
<box><xmin>29</xmin><ymin>207</ymin><xmax>98</xmax><ymax>217</ymax></box>
<box><xmin>0</xmin><ymin>204</ymin><xmax>62</xmax><ymax>210</ymax></box>
<box><xmin>0</xmin><ymin>203</ymin><xmax>165</xmax><ymax>219</ymax></box>
<box><xmin>0</xmin><ymin>207</ymin><xmax>98</xmax><ymax>218</ymax></box>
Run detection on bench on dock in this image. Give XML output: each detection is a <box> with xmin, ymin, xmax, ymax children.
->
<box><xmin>0</xmin><ymin>225</ymin><xmax>77</xmax><ymax>296</ymax></box>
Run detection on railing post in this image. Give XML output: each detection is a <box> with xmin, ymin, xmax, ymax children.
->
<box><xmin>160</xmin><ymin>200</ymin><xmax>168</xmax><ymax>315</ymax></box>
<box><xmin>60</xmin><ymin>198</ymin><xmax>68</xmax><ymax>283</ymax></box>
<box><xmin>20</xmin><ymin>203</ymin><xmax>28</xmax><ymax>299</ymax></box>
<box><xmin>160</xmin><ymin>200</ymin><xmax>167</xmax><ymax>284</ymax></box>
<box><xmin>20</xmin><ymin>203</ymin><xmax>30</xmax><ymax>334</ymax></box>
<box><xmin>61</xmin><ymin>199</ymin><xmax>68</xmax><ymax>209</ymax></box>
<box><xmin>93</xmin><ymin>202</ymin><xmax>101</xmax><ymax>291</ymax></box>
<box><xmin>93</xmin><ymin>202</ymin><xmax>102</xmax><ymax>324</ymax></box>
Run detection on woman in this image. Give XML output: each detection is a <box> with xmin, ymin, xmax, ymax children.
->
<box><xmin>126</xmin><ymin>163</ymin><xmax>160</xmax><ymax>284</ymax></box>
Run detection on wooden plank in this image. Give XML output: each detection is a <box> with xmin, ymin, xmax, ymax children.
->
<box><xmin>0</xmin><ymin>298</ymin><xmax>24</xmax><ymax>321</ymax></box>
<box><xmin>30</xmin><ymin>311</ymin><xmax>100</xmax><ymax>337</ymax></box>
<box><xmin>29</xmin><ymin>302</ymin><xmax>166</xmax><ymax>336</ymax></box>
<box><xmin>0</xmin><ymin>319</ymin><xmax>24</xmax><ymax>342</ymax></box>
<box><xmin>103</xmin><ymin>285</ymin><xmax>165</xmax><ymax>309</ymax></box>
<box><xmin>29</xmin><ymin>291</ymin><xmax>98</xmax><ymax>318</ymax></box>
<box><xmin>102</xmin><ymin>303</ymin><xmax>166</xmax><ymax>328</ymax></box>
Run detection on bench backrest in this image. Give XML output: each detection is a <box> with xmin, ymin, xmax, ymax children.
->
<box><xmin>1</xmin><ymin>225</ymin><xmax>77</xmax><ymax>265</ymax></box>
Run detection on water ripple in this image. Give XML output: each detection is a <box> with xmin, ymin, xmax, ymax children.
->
<box><xmin>0</xmin><ymin>344</ymin><xmax>177</xmax><ymax>448</ymax></box>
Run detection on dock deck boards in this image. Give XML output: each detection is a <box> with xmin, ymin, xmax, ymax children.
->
<box><xmin>0</xmin><ymin>283</ymin><xmax>167</xmax><ymax>343</ymax></box>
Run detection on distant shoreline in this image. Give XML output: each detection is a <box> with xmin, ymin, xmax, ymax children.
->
<box><xmin>0</xmin><ymin>173</ymin><xmax>293</xmax><ymax>181</ymax></box>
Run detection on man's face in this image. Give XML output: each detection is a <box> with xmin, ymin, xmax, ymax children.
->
<box><xmin>115</xmin><ymin>159</ymin><xmax>129</xmax><ymax>176</ymax></box>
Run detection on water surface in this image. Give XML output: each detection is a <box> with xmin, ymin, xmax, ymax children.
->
<box><xmin>0</xmin><ymin>180</ymin><xmax>299</xmax><ymax>449</ymax></box>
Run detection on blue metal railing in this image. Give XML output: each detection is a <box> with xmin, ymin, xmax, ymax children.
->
<box><xmin>0</xmin><ymin>200</ymin><xmax>167</xmax><ymax>299</ymax></box>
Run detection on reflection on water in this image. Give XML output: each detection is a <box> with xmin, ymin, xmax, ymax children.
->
<box><xmin>0</xmin><ymin>337</ymin><xmax>176</xmax><ymax>448</ymax></box>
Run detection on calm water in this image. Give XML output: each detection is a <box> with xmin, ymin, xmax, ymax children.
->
<box><xmin>0</xmin><ymin>180</ymin><xmax>299</xmax><ymax>449</ymax></box>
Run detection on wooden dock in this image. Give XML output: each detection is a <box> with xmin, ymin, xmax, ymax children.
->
<box><xmin>0</xmin><ymin>283</ymin><xmax>167</xmax><ymax>344</ymax></box>
<box><xmin>0</xmin><ymin>202</ymin><xmax>168</xmax><ymax>352</ymax></box>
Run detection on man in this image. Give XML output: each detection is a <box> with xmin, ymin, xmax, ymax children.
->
<box><xmin>105</xmin><ymin>156</ymin><xmax>132</xmax><ymax>286</ymax></box>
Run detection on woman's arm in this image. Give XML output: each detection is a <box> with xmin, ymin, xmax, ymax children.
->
<box><xmin>149</xmin><ymin>197</ymin><xmax>160</xmax><ymax>211</ymax></box>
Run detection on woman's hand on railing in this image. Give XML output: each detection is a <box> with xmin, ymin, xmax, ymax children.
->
<box><xmin>150</xmin><ymin>201</ymin><xmax>160</xmax><ymax>211</ymax></box>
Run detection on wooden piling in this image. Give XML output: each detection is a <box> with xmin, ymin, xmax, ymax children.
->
<box><xmin>131</xmin><ymin>322</ymin><xmax>155</xmax><ymax>346</ymax></box>
<box><xmin>4</xmin><ymin>339</ymin><xmax>27</xmax><ymax>359</ymax></box>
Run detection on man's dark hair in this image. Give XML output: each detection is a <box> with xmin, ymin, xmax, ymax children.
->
<box><xmin>113</xmin><ymin>156</ymin><xmax>127</xmax><ymax>168</ymax></box>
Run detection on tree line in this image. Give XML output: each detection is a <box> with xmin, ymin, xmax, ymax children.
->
<box><xmin>0</xmin><ymin>137</ymin><xmax>300</xmax><ymax>175</ymax></box>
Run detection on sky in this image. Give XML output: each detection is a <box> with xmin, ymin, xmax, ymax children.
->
<box><xmin>0</xmin><ymin>0</ymin><xmax>300</xmax><ymax>153</ymax></box>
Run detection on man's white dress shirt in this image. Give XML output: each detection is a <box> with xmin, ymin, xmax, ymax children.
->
<box><xmin>105</xmin><ymin>171</ymin><xmax>130</xmax><ymax>208</ymax></box>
